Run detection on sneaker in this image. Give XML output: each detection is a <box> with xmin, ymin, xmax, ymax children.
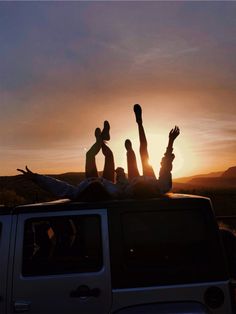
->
<box><xmin>133</xmin><ymin>104</ymin><xmax>142</xmax><ymax>123</ymax></box>
<box><xmin>125</xmin><ymin>139</ymin><xmax>132</xmax><ymax>151</ymax></box>
<box><xmin>101</xmin><ymin>120</ymin><xmax>110</xmax><ymax>141</ymax></box>
<box><xmin>95</xmin><ymin>127</ymin><xmax>102</xmax><ymax>140</ymax></box>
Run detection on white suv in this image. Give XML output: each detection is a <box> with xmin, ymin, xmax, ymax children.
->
<box><xmin>0</xmin><ymin>194</ymin><xmax>233</xmax><ymax>313</ymax></box>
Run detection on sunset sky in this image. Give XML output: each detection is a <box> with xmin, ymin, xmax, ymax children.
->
<box><xmin>1</xmin><ymin>2</ymin><xmax>235</xmax><ymax>178</ymax></box>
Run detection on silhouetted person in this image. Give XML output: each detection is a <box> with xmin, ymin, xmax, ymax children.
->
<box><xmin>125</xmin><ymin>104</ymin><xmax>180</xmax><ymax>197</ymax></box>
<box><xmin>18</xmin><ymin>107</ymin><xmax>179</xmax><ymax>200</ymax></box>
<box><xmin>17</xmin><ymin>121</ymin><xmax>122</xmax><ymax>201</ymax></box>
<box><xmin>125</xmin><ymin>139</ymin><xmax>140</xmax><ymax>179</ymax></box>
<box><xmin>86</xmin><ymin>121</ymin><xmax>114</xmax><ymax>182</ymax></box>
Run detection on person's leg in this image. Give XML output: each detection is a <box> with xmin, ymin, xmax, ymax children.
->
<box><xmin>101</xmin><ymin>120</ymin><xmax>110</xmax><ymax>141</ymax></box>
<box><xmin>134</xmin><ymin>104</ymin><xmax>156</xmax><ymax>178</ymax></box>
<box><xmin>85</xmin><ymin>128</ymin><xmax>102</xmax><ymax>178</ymax></box>
<box><xmin>125</xmin><ymin>139</ymin><xmax>140</xmax><ymax>179</ymax></box>
<box><xmin>102</xmin><ymin>142</ymin><xmax>115</xmax><ymax>182</ymax></box>
<box><xmin>99</xmin><ymin>120</ymin><xmax>115</xmax><ymax>182</ymax></box>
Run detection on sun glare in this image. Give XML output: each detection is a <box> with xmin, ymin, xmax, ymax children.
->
<box><xmin>115</xmin><ymin>131</ymin><xmax>197</xmax><ymax>178</ymax></box>
<box><xmin>92</xmin><ymin>128</ymin><xmax>198</xmax><ymax>179</ymax></box>
<box><xmin>149</xmin><ymin>132</ymin><xmax>200</xmax><ymax>178</ymax></box>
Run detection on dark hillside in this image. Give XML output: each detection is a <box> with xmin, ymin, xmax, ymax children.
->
<box><xmin>172</xmin><ymin>166</ymin><xmax>236</xmax><ymax>215</ymax></box>
<box><xmin>0</xmin><ymin>167</ymin><xmax>235</xmax><ymax>215</ymax></box>
<box><xmin>0</xmin><ymin>172</ymin><xmax>85</xmax><ymax>206</ymax></box>
<box><xmin>174</xmin><ymin>166</ymin><xmax>236</xmax><ymax>189</ymax></box>
<box><xmin>174</xmin><ymin>171</ymin><xmax>223</xmax><ymax>183</ymax></box>
<box><xmin>221</xmin><ymin>166</ymin><xmax>236</xmax><ymax>178</ymax></box>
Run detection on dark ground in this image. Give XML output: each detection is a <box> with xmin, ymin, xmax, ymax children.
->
<box><xmin>0</xmin><ymin>172</ymin><xmax>235</xmax><ymax>216</ymax></box>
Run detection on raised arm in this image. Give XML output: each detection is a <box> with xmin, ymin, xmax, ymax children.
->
<box><xmin>167</xmin><ymin>126</ymin><xmax>180</xmax><ymax>152</ymax></box>
<box><xmin>17</xmin><ymin>166</ymin><xmax>77</xmax><ymax>200</ymax></box>
<box><xmin>158</xmin><ymin>126</ymin><xmax>180</xmax><ymax>193</ymax></box>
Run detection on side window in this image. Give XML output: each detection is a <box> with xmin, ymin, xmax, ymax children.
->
<box><xmin>110</xmin><ymin>208</ymin><xmax>228</xmax><ymax>288</ymax></box>
<box><xmin>122</xmin><ymin>210</ymin><xmax>206</xmax><ymax>267</ymax></box>
<box><xmin>22</xmin><ymin>215</ymin><xmax>102</xmax><ymax>276</ymax></box>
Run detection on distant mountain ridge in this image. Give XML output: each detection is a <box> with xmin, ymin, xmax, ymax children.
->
<box><xmin>174</xmin><ymin>171</ymin><xmax>224</xmax><ymax>183</ymax></box>
<box><xmin>221</xmin><ymin>166</ymin><xmax>236</xmax><ymax>178</ymax></box>
<box><xmin>173</xmin><ymin>166</ymin><xmax>236</xmax><ymax>189</ymax></box>
<box><xmin>0</xmin><ymin>166</ymin><xmax>235</xmax><ymax>206</ymax></box>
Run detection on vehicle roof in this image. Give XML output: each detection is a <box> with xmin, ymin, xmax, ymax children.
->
<box><xmin>0</xmin><ymin>205</ymin><xmax>13</xmax><ymax>215</ymax></box>
<box><xmin>11</xmin><ymin>193</ymin><xmax>212</xmax><ymax>214</ymax></box>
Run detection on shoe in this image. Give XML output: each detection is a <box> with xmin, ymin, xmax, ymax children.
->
<box><xmin>133</xmin><ymin>104</ymin><xmax>142</xmax><ymax>123</ymax></box>
<box><xmin>95</xmin><ymin>127</ymin><xmax>102</xmax><ymax>140</ymax></box>
<box><xmin>125</xmin><ymin>139</ymin><xmax>132</xmax><ymax>151</ymax></box>
<box><xmin>101</xmin><ymin>120</ymin><xmax>110</xmax><ymax>141</ymax></box>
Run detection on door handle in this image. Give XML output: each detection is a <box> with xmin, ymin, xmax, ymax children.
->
<box><xmin>14</xmin><ymin>301</ymin><xmax>31</xmax><ymax>312</ymax></box>
<box><xmin>70</xmin><ymin>285</ymin><xmax>100</xmax><ymax>298</ymax></box>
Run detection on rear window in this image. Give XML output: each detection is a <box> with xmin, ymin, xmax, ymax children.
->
<box><xmin>22</xmin><ymin>214</ymin><xmax>102</xmax><ymax>276</ymax></box>
<box><xmin>110</xmin><ymin>208</ymin><xmax>228</xmax><ymax>288</ymax></box>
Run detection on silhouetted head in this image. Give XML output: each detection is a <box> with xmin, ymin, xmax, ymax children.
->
<box><xmin>78</xmin><ymin>181</ymin><xmax>112</xmax><ymax>202</ymax></box>
<box><xmin>115</xmin><ymin>167</ymin><xmax>127</xmax><ymax>183</ymax></box>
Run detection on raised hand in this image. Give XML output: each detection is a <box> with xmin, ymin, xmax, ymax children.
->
<box><xmin>169</xmin><ymin>126</ymin><xmax>180</xmax><ymax>142</ymax></box>
<box><xmin>17</xmin><ymin>166</ymin><xmax>36</xmax><ymax>180</ymax></box>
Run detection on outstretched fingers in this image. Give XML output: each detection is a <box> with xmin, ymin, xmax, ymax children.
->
<box><xmin>17</xmin><ymin>166</ymin><xmax>34</xmax><ymax>178</ymax></box>
<box><xmin>17</xmin><ymin>166</ymin><xmax>27</xmax><ymax>175</ymax></box>
<box><xmin>174</xmin><ymin>125</ymin><xmax>180</xmax><ymax>136</ymax></box>
<box><xmin>25</xmin><ymin>165</ymin><xmax>33</xmax><ymax>173</ymax></box>
<box><xmin>169</xmin><ymin>126</ymin><xmax>180</xmax><ymax>141</ymax></box>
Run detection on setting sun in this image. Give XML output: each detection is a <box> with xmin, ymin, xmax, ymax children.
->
<box><xmin>0</xmin><ymin>2</ymin><xmax>235</xmax><ymax>179</ymax></box>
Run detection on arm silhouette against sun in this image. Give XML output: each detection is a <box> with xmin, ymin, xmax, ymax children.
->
<box><xmin>158</xmin><ymin>126</ymin><xmax>180</xmax><ymax>193</ymax></box>
<box><xmin>167</xmin><ymin>126</ymin><xmax>180</xmax><ymax>153</ymax></box>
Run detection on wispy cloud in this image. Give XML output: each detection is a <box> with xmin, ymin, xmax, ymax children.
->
<box><xmin>1</xmin><ymin>2</ymin><xmax>236</xmax><ymax>175</ymax></box>
<box><xmin>134</xmin><ymin>46</ymin><xmax>199</xmax><ymax>65</ymax></box>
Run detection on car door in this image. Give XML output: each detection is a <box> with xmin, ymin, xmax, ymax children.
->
<box><xmin>0</xmin><ymin>213</ymin><xmax>13</xmax><ymax>314</ymax></box>
<box><xmin>11</xmin><ymin>208</ymin><xmax>111</xmax><ymax>314</ymax></box>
